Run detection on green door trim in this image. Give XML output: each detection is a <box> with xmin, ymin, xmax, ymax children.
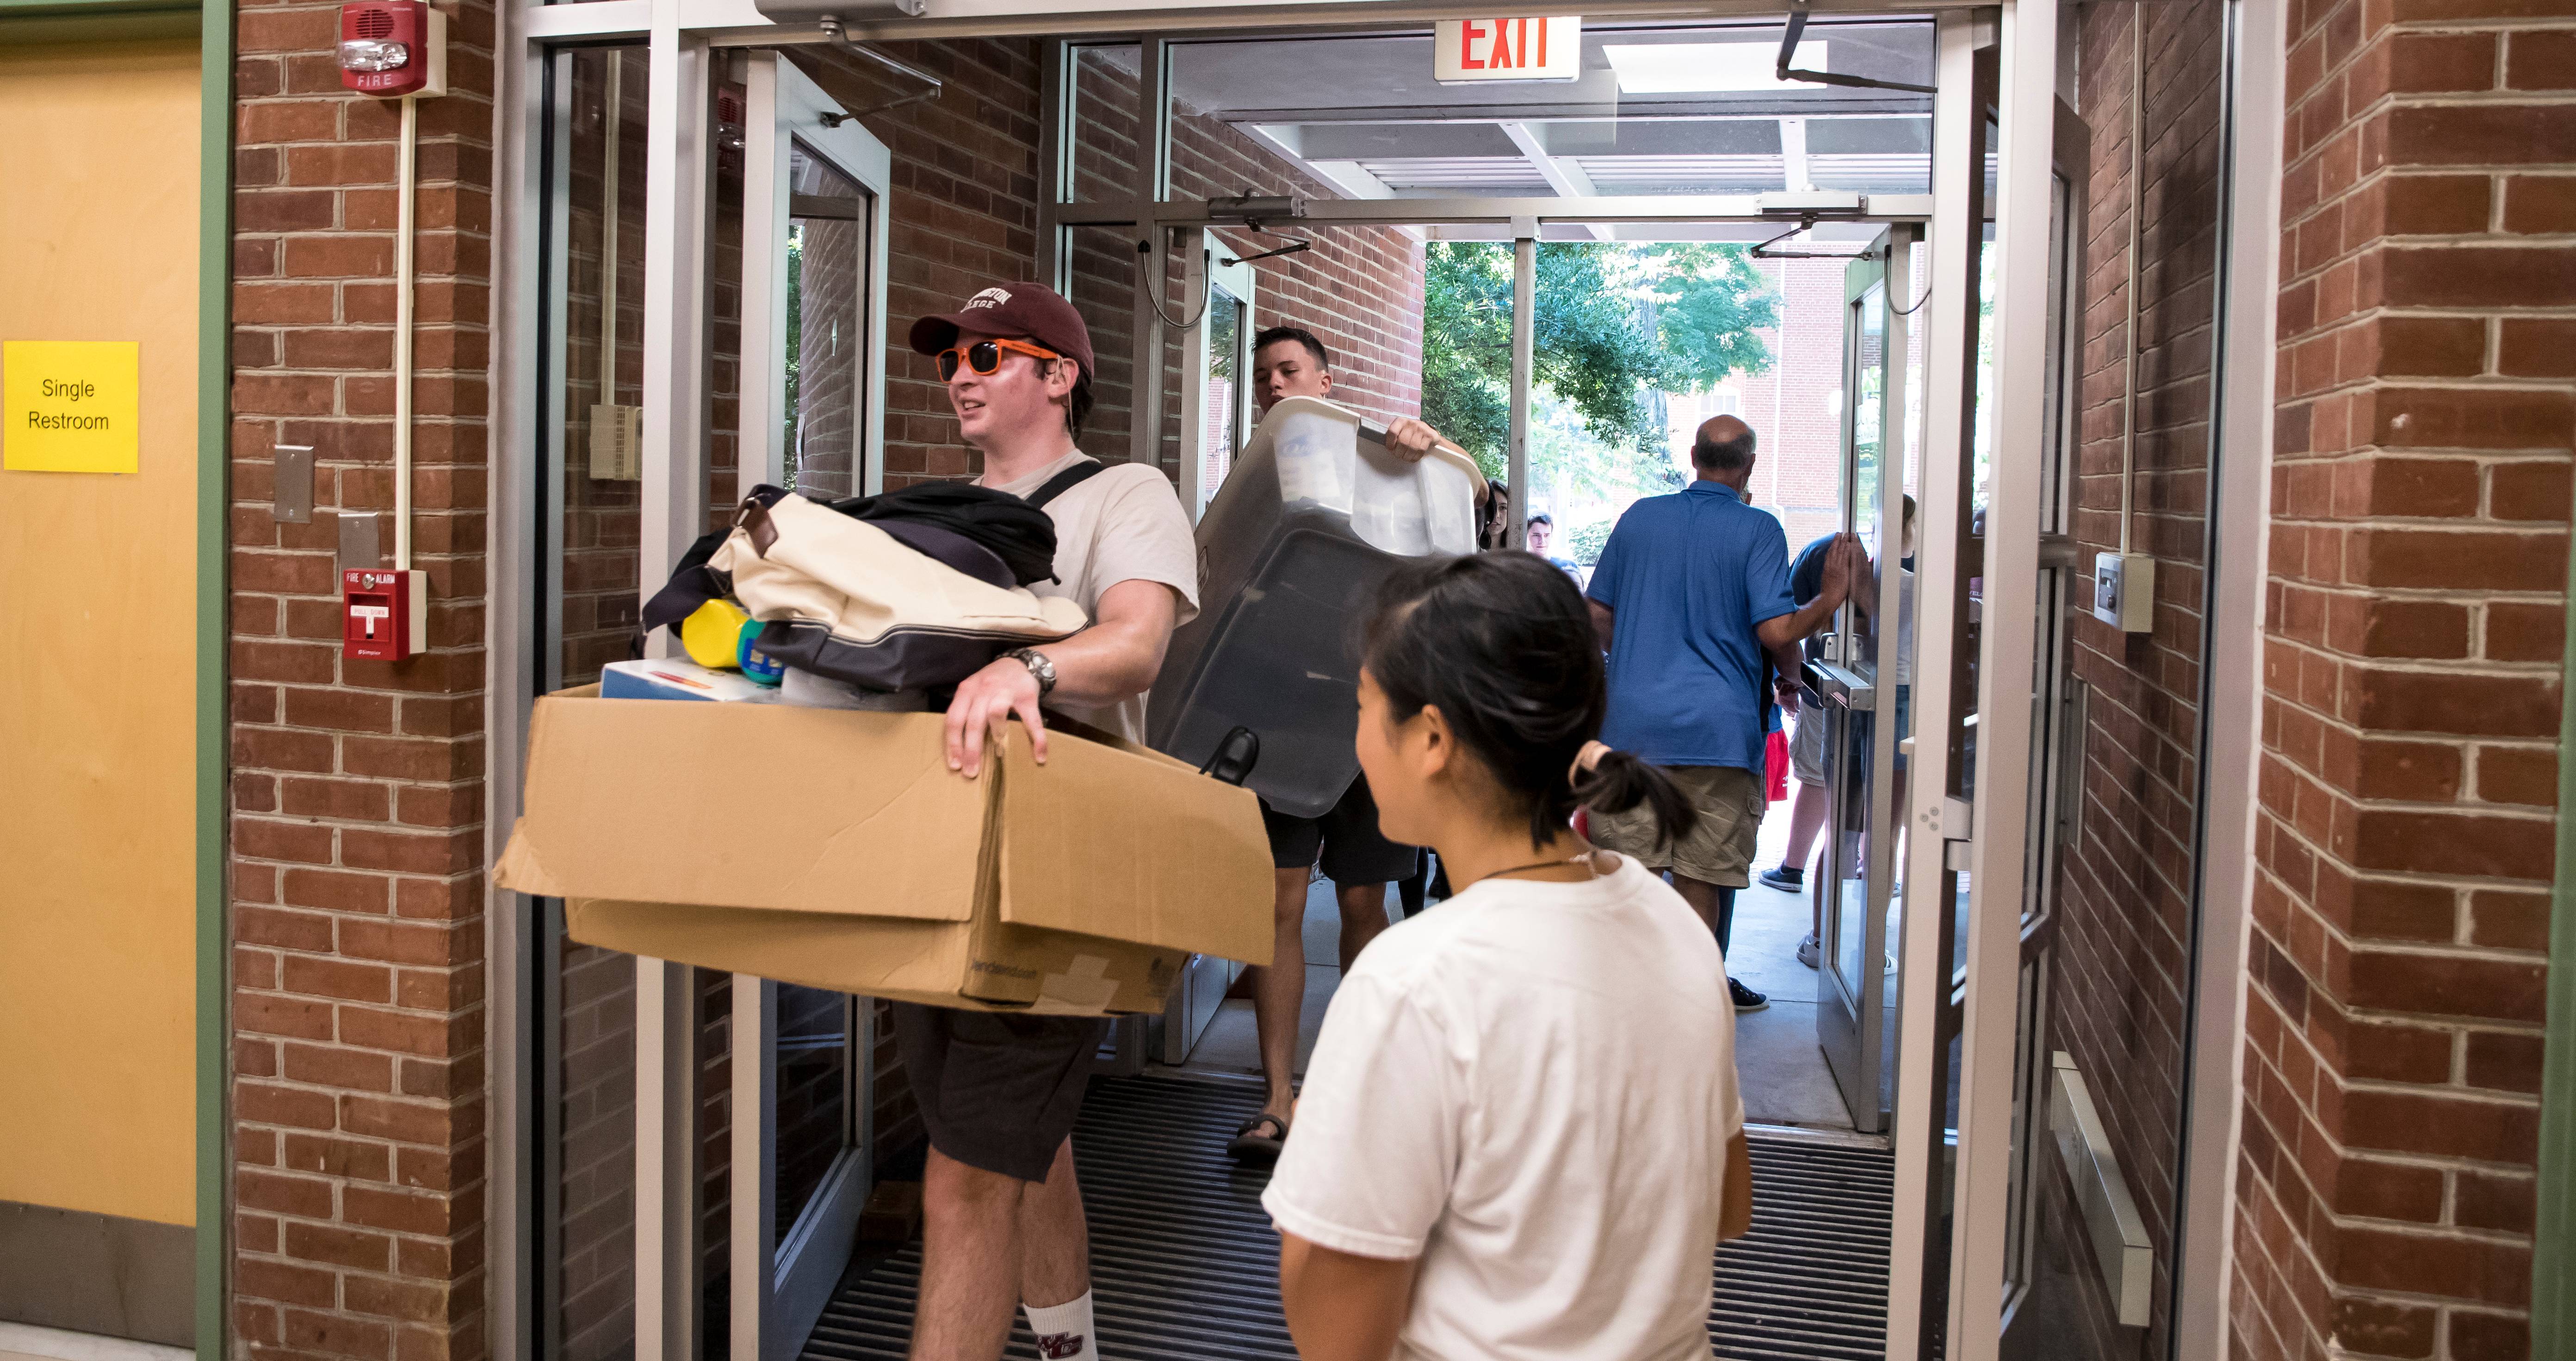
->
<box><xmin>2534</xmin><ymin>485</ymin><xmax>2576</xmax><ymax>1355</ymax></box>
<box><xmin>197</xmin><ymin>0</ymin><xmax>234</xmax><ymax>1353</ymax></box>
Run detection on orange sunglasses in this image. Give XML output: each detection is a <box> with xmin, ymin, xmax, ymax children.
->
<box><xmin>936</xmin><ymin>337</ymin><xmax>1065</xmax><ymax>381</ymax></box>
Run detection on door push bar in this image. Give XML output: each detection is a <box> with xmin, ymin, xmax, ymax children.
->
<box><xmin>1805</xmin><ymin>658</ymin><xmax>1876</xmax><ymax>712</ymax></box>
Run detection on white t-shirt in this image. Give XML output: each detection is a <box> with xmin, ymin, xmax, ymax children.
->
<box><xmin>986</xmin><ymin>451</ymin><xmax>1201</xmax><ymax>743</ymax></box>
<box><xmin>1263</xmin><ymin>854</ymin><xmax>1745</xmax><ymax>1361</ymax></box>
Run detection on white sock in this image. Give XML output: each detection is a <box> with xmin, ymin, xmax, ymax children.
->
<box><xmin>1023</xmin><ymin>1291</ymin><xmax>1100</xmax><ymax>1361</ymax></box>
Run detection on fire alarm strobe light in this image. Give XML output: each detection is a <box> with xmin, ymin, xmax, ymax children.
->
<box><xmin>339</xmin><ymin>0</ymin><xmax>447</xmax><ymax>98</ymax></box>
<box><xmin>344</xmin><ymin>568</ymin><xmax>429</xmax><ymax>662</ymax></box>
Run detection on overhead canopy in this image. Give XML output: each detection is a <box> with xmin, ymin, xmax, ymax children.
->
<box><xmin>1075</xmin><ymin>19</ymin><xmax>1937</xmax><ymax>246</ymax></box>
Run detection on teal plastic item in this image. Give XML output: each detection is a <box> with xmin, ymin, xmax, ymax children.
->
<box><xmin>737</xmin><ymin>619</ymin><xmax>786</xmax><ymax>686</ymax></box>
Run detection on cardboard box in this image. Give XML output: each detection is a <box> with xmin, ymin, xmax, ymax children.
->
<box><xmin>493</xmin><ymin>690</ymin><xmax>1274</xmax><ymax>1014</ymax></box>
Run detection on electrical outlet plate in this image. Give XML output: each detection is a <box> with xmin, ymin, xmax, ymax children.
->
<box><xmin>2093</xmin><ymin>551</ymin><xmax>2154</xmax><ymax>633</ymax></box>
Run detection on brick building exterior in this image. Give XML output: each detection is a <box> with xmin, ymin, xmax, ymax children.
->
<box><xmin>2229</xmin><ymin>0</ymin><xmax>2570</xmax><ymax>1355</ymax></box>
<box><xmin>226</xmin><ymin>0</ymin><xmax>502</xmax><ymax>1355</ymax></box>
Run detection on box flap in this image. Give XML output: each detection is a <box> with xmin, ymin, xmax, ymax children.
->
<box><xmin>991</xmin><ymin>727</ymin><xmax>1275</xmax><ymax>963</ymax></box>
<box><xmin>493</xmin><ymin>694</ymin><xmax>984</xmax><ymax>922</ymax></box>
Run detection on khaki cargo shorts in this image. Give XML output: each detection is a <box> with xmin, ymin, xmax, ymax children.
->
<box><xmin>1587</xmin><ymin>763</ymin><xmax>1767</xmax><ymax>889</ymax></box>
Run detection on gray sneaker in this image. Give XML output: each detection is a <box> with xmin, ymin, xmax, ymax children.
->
<box><xmin>1759</xmin><ymin>864</ymin><xmax>1804</xmax><ymax>893</ymax></box>
<box><xmin>1796</xmin><ymin>933</ymin><xmax>1821</xmax><ymax>969</ymax></box>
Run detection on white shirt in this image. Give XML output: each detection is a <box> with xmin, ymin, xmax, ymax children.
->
<box><xmin>987</xmin><ymin>451</ymin><xmax>1201</xmax><ymax>743</ymax></box>
<box><xmin>1263</xmin><ymin>855</ymin><xmax>1745</xmax><ymax>1361</ymax></box>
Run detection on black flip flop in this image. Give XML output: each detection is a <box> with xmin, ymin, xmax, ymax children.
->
<box><xmin>1226</xmin><ymin>1112</ymin><xmax>1290</xmax><ymax>1163</ymax></box>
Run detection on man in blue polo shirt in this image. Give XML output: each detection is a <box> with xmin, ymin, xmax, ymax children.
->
<box><xmin>1584</xmin><ymin>414</ymin><xmax>1856</xmax><ymax>1012</ymax></box>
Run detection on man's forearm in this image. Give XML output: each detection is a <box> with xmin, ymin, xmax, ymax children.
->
<box><xmin>1033</xmin><ymin>619</ymin><xmax>1165</xmax><ymax>706</ymax></box>
<box><xmin>1031</xmin><ymin>580</ymin><xmax>1182</xmax><ymax>707</ymax></box>
<box><xmin>1757</xmin><ymin>595</ymin><xmax>1839</xmax><ymax>652</ymax></box>
<box><xmin>1766</xmin><ymin>640</ymin><xmax>1806</xmax><ymax>696</ymax></box>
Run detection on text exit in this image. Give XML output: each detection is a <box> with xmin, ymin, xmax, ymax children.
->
<box><xmin>1433</xmin><ymin>16</ymin><xmax>1583</xmax><ymax>83</ymax></box>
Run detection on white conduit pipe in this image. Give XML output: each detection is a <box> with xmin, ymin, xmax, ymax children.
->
<box><xmin>395</xmin><ymin>92</ymin><xmax>418</xmax><ymax>571</ymax></box>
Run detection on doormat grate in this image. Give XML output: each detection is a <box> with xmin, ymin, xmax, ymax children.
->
<box><xmin>802</xmin><ymin>1076</ymin><xmax>1892</xmax><ymax>1361</ymax></box>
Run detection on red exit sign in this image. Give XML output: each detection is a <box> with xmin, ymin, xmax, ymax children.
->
<box><xmin>1434</xmin><ymin>16</ymin><xmax>1582</xmax><ymax>82</ymax></box>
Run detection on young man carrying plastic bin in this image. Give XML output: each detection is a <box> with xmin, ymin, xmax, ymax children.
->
<box><xmin>897</xmin><ymin>283</ymin><xmax>1201</xmax><ymax>1361</ymax></box>
<box><xmin>1222</xmin><ymin>325</ymin><xmax>1467</xmax><ymax>1164</ymax></box>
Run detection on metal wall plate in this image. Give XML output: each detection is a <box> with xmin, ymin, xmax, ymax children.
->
<box><xmin>338</xmin><ymin>511</ymin><xmax>383</xmax><ymax>572</ymax></box>
<box><xmin>273</xmin><ymin>444</ymin><xmax>315</xmax><ymax>523</ymax></box>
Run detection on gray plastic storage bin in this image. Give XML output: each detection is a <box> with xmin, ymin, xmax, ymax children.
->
<box><xmin>1146</xmin><ymin>396</ymin><xmax>1481</xmax><ymax>817</ymax></box>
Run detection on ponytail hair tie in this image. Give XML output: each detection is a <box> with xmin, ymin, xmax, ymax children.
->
<box><xmin>1569</xmin><ymin>740</ymin><xmax>1612</xmax><ymax>785</ymax></box>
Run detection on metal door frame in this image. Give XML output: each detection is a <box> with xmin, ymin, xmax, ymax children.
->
<box><xmin>481</xmin><ymin>6</ymin><xmax>2071</xmax><ymax>1361</ymax></box>
<box><xmin>1180</xmin><ymin>246</ymin><xmax>1255</xmax><ymax>522</ymax></box>
<box><xmin>731</xmin><ymin>52</ymin><xmax>892</xmax><ymax>1361</ymax></box>
<box><xmin>1814</xmin><ymin>223</ymin><xmax>1914</xmax><ymax>1137</ymax></box>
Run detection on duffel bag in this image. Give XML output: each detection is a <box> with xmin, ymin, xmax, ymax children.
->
<box><xmin>646</xmin><ymin>487</ymin><xmax>1087</xmax><ymax>693</ymax></box>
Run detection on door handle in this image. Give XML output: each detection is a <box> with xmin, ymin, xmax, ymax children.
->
<box><xmin>1805</xmin><ymin>660</ymin><xmax>1876</xmax><ymax>711</ymax></box>
<box><xmin>2037</xmin><ymin>532</ymin><xmax>2082</xmax><ymax>571</ymax></box>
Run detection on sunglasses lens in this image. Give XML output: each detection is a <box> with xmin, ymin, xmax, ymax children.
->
<box><xmin>968</xmin><ymin>340</ymin><xmax>1002</xmax><ymax>374</ymax></box>
<box><xmin>936</xmin><ymin>349</ymin><xmax>960</xmax><ymax>381</ymax></box>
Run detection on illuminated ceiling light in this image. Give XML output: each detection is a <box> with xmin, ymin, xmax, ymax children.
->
<box><xmin>1601</xmin><ymin>42</ymin><xmax>1828</xmax><ymax>94</ymax></box>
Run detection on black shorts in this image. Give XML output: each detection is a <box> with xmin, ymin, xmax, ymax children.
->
<box><xmin>1262</xmin><ymin>776</ymin><xmax>1423</xmax><ymax>885</ymax></box>
<box><xmin>888</xmin><ymin>1003</ymin><xmax>1108</xmax><ymax>1182</ymax></box>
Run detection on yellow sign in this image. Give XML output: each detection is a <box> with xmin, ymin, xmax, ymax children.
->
<box><xmin>5</xmin><ymin>341</ymin><xmax>141</xmax><ymax>474</ymax></box>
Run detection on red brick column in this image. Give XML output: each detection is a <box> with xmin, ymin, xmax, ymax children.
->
<box><xmin>2232</xmin><ymin>0</ymin><xmax>2572</xmax><ymax>1355</ymax></box>
<box><xmin>227</xmin><ymin>1</ymin><xmax>496</xmax><ymax>1357</ymax></box>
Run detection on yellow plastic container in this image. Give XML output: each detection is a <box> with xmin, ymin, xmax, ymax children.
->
<box><xmin>681</xmin><ymin>599</ymin><xmax>752</xmax><ymax>669</ymax></box>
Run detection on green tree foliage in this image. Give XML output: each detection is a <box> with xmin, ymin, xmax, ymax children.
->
<box><xmin>1420</xmin><ymin>241</ymin><xmax>1779</xmax><ymax>481</ymax></box>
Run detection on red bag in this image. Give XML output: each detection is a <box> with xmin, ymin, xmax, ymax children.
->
<box><xmin>1765</xmin><ymin>729</ymin><xmax>1790</xmax><ymax>803</ymax></box>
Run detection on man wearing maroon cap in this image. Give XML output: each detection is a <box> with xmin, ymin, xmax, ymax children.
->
<box><xmin>891</xmin><ymin>283</ymin><xmax>1200</xmax><ymax>1361</ymax></box>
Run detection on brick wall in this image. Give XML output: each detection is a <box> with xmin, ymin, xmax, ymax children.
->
<box><xmin>2021</xmin><ymin>1</ymin><xmax>2234</xmax><ymax>1355</ymax></box>
<box><xmin>1065</xmin><ymin>49</ymin><xmax>1430</xmax><ymax>495</ymax></box>
<box><xmin>227</xmin><ymin>0</ymin><xmax>498</xmax><ymax>1357</ymax></box>
<box><xmin>2231</xmin><ymin>0</ymin><xmax>2573</xmax><ymax>1354</ymax></box>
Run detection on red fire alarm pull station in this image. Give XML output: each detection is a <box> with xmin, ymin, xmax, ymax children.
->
<box><xmin>339</xmin><ymin>0</ymin><xmax>446</xmax><ymax>97</ymax></box>
<box><xmin>343</xmin><ymin>569</ymin><xmax>428</xmax><ymax>661</ymax></box>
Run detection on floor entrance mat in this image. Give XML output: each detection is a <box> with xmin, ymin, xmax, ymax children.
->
<box><xmin>802</xmin><ymin>1076</ymin><xmax>1893</xmax><ymax>1361</ymax></box>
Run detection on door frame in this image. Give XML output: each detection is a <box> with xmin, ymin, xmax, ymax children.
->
<box><xmin>1813</xmin><ymin>224</ymin><xmax>1915</xmax><ymax>1137</ymax></box>
<box><xmin>731</xmin><ymin>50</ymin><xmax>892</xmax><ymax>1361</ymax></box>
<box><xmin>480</xmin><ymin>6</ymin><xmax>2085</xmax><ymax>1361</ymax></box>
<box><xmin>1179</xmin><ymin>243</ymin><xmax>1254</xmax><ymax>522</ymax></box>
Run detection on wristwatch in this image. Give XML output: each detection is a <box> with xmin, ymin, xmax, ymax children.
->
<box><xmin>1003</xmin><ymin>647</ymin><xmax>1057</xmax><ymax>697</ymax></box>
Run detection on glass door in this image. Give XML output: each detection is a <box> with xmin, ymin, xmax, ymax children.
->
<box><xmin>729</xmin><ymin>51</ymin><xmax>891</xmax><ymax>1360</ymax></box>
<box><xmin>1183</xmin><ymin>246</ymin><xmax>1253</xmax><ymax>522</ymax></box>
<box><xmin>1813</xmin><ymin>225</ymin><xmax>1916</xmax><ymax>1135</ymax></box>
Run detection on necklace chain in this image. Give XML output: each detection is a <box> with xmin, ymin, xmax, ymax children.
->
<box><xmin>1482</xmin><ymin>849</ymin><xmax>1606</xmax><ymax>882</ymax></box>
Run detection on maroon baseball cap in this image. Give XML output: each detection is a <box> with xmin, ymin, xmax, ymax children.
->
<box><xmin>907</xmin><ymin>283</ymin><xmax>1095</xmax><ymax>382</ymax></box>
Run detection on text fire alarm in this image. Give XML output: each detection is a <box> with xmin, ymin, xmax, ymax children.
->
<box><xmin>344</xmin><ymin>568</ymin><xmax>429</xmax><ymax>661</ymax></box>
<box><xmin>339</xmin><ymin>0</ymin><xmax>447</xmax><ymax>97</ymax></box>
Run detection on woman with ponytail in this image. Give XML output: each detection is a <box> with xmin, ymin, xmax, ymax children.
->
<box><xmin>1264</xmin><ymin>551</ymin><xmax>1752</xmax><ymax>1361</ymax></box>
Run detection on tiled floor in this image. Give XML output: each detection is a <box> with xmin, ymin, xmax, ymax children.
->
<box><xmin>1163</xmin><ymin>797</ymin><xmax>1865</xmax><ymax>1133</ymax></box>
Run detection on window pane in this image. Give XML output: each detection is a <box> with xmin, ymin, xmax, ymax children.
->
<box><xmin>553</xmin><ymin>45</ymin><xmax>648</xmax><ymax>693</ymax></box>
<box><xmin>785</xmin><ymin>144</ymin><xmax>873</xmax><ymax>499</ymax></box>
